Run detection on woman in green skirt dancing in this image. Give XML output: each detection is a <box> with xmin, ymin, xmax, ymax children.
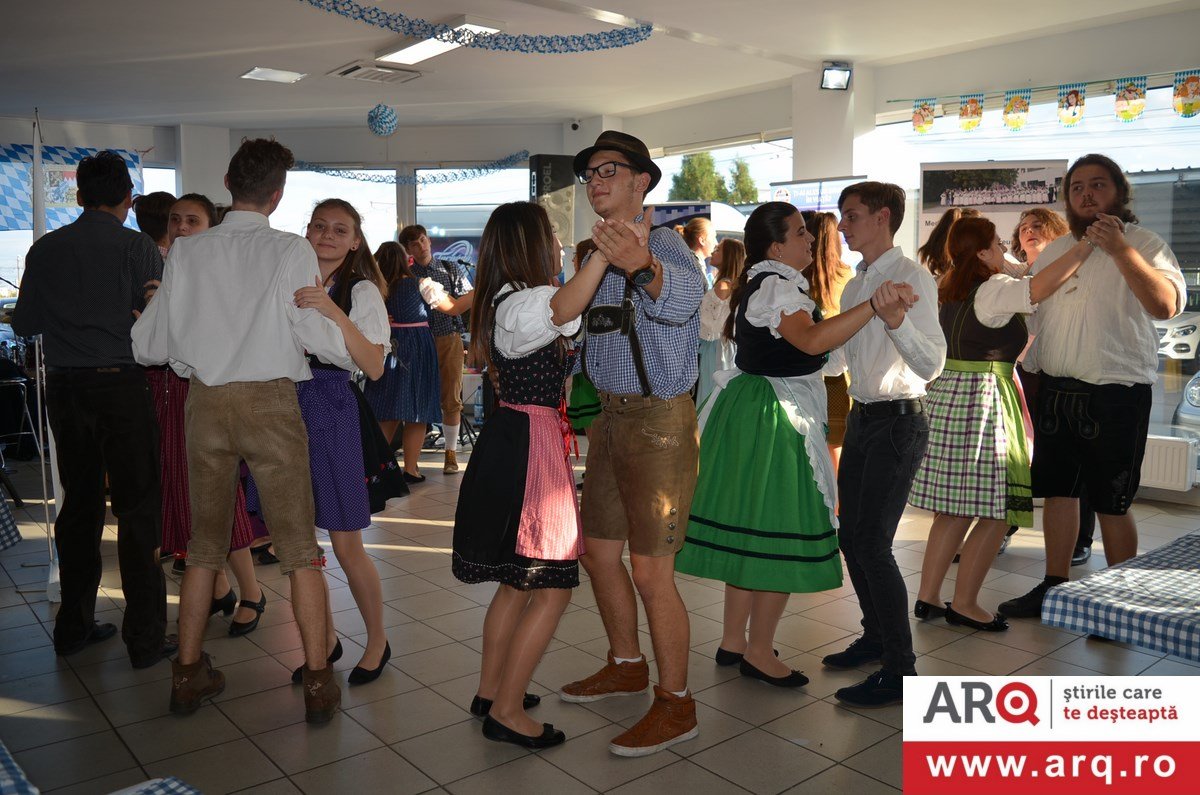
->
<box><xmin>675</xmin><ymin>202</ymin><xmax>912</xmax><ymax>687</ymax></box>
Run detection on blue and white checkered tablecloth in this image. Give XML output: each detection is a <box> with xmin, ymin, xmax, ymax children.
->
<box><xmin>1042</xmin><ymin>529</ymin><xmax>1200</xmax><ymax>661</ymax></box>
<box><xmin>109</xmin><ymin>777</ymin><xmax>202</xmax><ymax>795</ymax></box>
<box><xmin>0</xmin><ymin>739</ymin><xmax>38</xmax><ymax>794</ymax></box>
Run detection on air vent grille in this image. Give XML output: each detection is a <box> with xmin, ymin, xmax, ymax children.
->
<box><xmin>328</xmin><ymin>62</ymin><xmax>421</xmax><ymax>84</ymax></box>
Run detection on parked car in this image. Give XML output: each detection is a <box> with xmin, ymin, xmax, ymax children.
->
<box><xmin>1173</xmin><ymin>371</ymin><xmax>1200</xmax><ymax>429</ymax></box>
<box><xmin>1156</xmin><ymin>311</ymin><xmax>1200</xmax><ymax>373</ymax></box>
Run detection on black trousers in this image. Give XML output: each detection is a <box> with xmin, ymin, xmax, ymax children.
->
<box><xmin>46</xmin><ymin>367</ymin><xmax>166</xmax><ymax>663</ymax></box>
<box><xmin>837</xmin><ymin>407</ymin><xmax>928</xmax><ymax>676</ymax></box>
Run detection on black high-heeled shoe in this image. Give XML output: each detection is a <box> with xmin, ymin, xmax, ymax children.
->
<box><xmin>739</xmin><ymin>658</ymin><xmax>809</xmax><ymax>688</ymax></box>
<box><xmin>714</xmin><ymin>648</ymin><xmax>779</xmax><ymax>667</ymax></box>
<box><xmin>292</xmin><ymin>639</ymin><xmax>344</xmax><ymax>684</ymax></box>
<box><xmin>228</xmin><ymin>592</ymin><xmax>267</xmax><ymax>637</ymax></box>
<box><xmin>945</xmin><ymin>604</ymin><xmax>1009</xmax><ymax>632</ymax></box>
<box><xmin>348</xmin><ymin>642</ymin><xmax>391</xmax><ymax>686</ymax></box>
<box><xmin>209</xmin><ymin>589</ymin><xmax>236</xmax><ymax>617</ymax></box>
<box><xmin>469</xmin><ymin>692</ymin><xmax>542</xmax><ymax>718</ymax></box>
<box><xmin>481</xmin><ymin>716</ymin><xmax>565</xmax><ymax>749</ymax></box>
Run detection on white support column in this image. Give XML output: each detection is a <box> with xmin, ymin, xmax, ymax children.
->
<box><xmin>563</xmin><ymin>115</ymin><xmax>623</xmax><ymax>247</ymax></box>
<box><xmin>791</xmin><ymin>68</ymin><xmax>875</xmax><ymax>181</ymax></box>
<box><xmin>174</xmin><ymin>125</ymin><xmax>231</xmax><ymax>201</ymax></box>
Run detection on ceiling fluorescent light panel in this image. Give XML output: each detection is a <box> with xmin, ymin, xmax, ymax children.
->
<box><xmin>377</xmin><ymin>15</ymin><xmax>503</xmax><ymax>66</ymax></box>
<box><xmin>240</xmin><ymin>67</ymin><xmax>307</xmax><ymax>84</ymax></box>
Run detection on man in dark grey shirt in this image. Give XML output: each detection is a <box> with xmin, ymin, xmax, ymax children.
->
<box><xmin>13</xmin><ymin>150</ymin><xmax>172</xmax><ymax>669</ymax></box>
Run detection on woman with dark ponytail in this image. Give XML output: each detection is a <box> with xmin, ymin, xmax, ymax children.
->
<box><xmin>676</xmin><ymin>201</ymin><xmax>910</xmax><ymax>688</ymax></box>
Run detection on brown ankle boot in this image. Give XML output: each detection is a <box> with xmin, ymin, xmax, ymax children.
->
<box><xmin>169</xmin><ymin>652</ymin><xmax>225</xmax><ymax>715</ymax></box>
<box><xmin>303</xmin><ymin>665</ymin><xmax>341</xmax><ymax>724</ymax></box>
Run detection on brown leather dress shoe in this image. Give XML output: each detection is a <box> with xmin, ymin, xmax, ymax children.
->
<box><xmin>169</xmin><ymin>652</ymin><xmax>226</xmax><ymax>715</ymax></box>
<box><xmin>302</xmin><ymin>664</ymin><xmax>342</xmax><ymax>724</ymax></box>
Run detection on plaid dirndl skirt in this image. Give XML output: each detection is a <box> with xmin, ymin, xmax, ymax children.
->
<box><xmin>908</xmin><ymin>361</ymin><xmax>1033</xmax><ymax>526</ymax></box>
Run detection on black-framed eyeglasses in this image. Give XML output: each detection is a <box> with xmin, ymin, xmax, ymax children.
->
<box><xmin>576</xmin><ymin>161</ymin><xmax>637</xmax><ymax>184</ymax></box>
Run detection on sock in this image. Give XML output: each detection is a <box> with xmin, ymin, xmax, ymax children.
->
<box><xmin>443</xmin><ymin>424</ymin><xmax>459</xmax><ymax>452</ymax></box>
<box><xmin>670</xmin><ymin>688</ymin><xmax>689</xmax><ymax>698</ymax></box>
<box><xmin>613</xmin><ymin>655</ymin><xmax>642</xmax><ymax>665</ymax></box>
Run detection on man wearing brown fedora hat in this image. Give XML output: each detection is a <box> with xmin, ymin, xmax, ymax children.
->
<box><xmin>555</xmin><ymin>131</ymin><xmax>706</xmax><ymax>757</ymax></box>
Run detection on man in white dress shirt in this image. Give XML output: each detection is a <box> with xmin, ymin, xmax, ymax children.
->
<box><xmin>820</xmin><ymin>182</ymin><xmax>946</xmax><ymax>708</ymax></box>
<box><xmin>999</xmin><ymin>154</ymin><xmax>1185</xmax><ymax>620</ymax></box>
<box><xmin>133</xmin><ymin>138</ymin><xmax>350</xmax><ymax>723</ymax></box>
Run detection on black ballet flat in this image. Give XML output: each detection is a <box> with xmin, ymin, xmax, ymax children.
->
<box><xmin>403</xmin><ymin>471</ymin><xmax>426</xmax><ymax>484</ymax></box>
<box><xmin>251</xmin><ymin>545</ymin><xmax>279</xmax><ymax>566</ymax></box>
<box><xmin>714</xmin><ymin>647</ymin><xmax>779</xmax><ymax>667</ymax></box>
<box><xmin>739</xmin><ymin>659</ymin><xmax>809</xmax><ymax>688</ymax></box>
<box><xmin>914</xmin><ymin>600</ymin><xmax>948</xmax><ymax>620</ymax></box>
<box><xmin>209</xmin><ymin>589</ymin><xmax>236</xmax><ymax>617</ymax></box>
<box><xmin>172</xmin><ymin>557</ymin><xmax>187</xmax><ymax>575</ymax></box>
<box><xmin>945</xmin><ymin>605</ymin><xmax>1009</xmax><ymax>632</ymax></box>
<box><xmin>481</xmin><ymin>716</ymin><xmax>565</xmax><ymax>749</ymax></box>
<box><xmin>292</xmin><ymin>639</ymin><xmax>344</xmax><ymax>684</ymax></box>
<box><xmin>469</xmin><ymin>692</ymin><xmax>542</xmax><ymax>718</ymax></box>
<box><xmin>228</xmin><ymin>592</ymin><xmax>267</xmax><ymax>637</ymax></box>
<box><xmin>348</xmin><ymin>642</ymin><xmax>391</xmax><ymax>686</ymax></box>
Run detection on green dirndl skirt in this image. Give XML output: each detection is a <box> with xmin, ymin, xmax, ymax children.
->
<box><xmin>567</xmin><ymin>373</ymin><xmax>600</xmax><ymax>432</ymax></box>
<box><xmin>908</xmin><ymin>359</ymin><xmax>1034</xmax><ymax>527</ymax></box>
<box><xmin>675</xmin><ymin>373</ymin><xmax>843</xmax><ymax>593</ymax></box>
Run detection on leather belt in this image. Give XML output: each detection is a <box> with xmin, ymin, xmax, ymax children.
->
<box><xmin>855</xmin><ymin>398</ymin><xmax>924</xmax><ymax>417</ymax></box>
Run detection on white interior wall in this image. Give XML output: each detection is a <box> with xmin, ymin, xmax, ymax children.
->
<box><xmin>175</xmin><ymin>125</ymin><xmax>230</xmax><ymax>203</ymax></box>
<box><xmin>872</xmin><ymin>9</ymin><xmax>1200</xmax><ymax>115</ymax></box>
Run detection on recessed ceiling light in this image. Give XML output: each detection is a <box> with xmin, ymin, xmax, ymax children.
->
<box><xmin>240</xmin><ymin>67</ymin><xmax>308</xmax><ymax>84</ymax></box>
<box><xmin>377</xmin><ymin>15</ymin><xmax>502</xmax><ymax>66</ymax></box>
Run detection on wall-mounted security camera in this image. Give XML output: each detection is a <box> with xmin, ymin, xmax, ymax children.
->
<box><xmin>570</xmin><ymin>120</ymin><xmax>581</xmax><ymax>131</ymax></box>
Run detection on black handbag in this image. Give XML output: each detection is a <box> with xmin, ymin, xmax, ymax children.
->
<box><xmin>349</xmin><ymin>381</ymin><xmax>409</xmax><ymax>512</ymax></box>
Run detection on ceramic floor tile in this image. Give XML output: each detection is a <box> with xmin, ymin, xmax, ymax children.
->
<box><xmin>391</xmin><ymin>642</ymin><xmax>483</xmax><ymax>686</ymax></box>
<box><xmin>118</xmin><ymin>703</ymin><xmax>243</xmax><ymax>764</ymax></box>
<box><xmin>421</xmin><ymin>605</ymin><xmax>489</xmax><ymax>641</ymax></box>
<box><xmin>761</xmin><ymin>699</ymin><xmax>897</xmax><ymax>762</ymax></box>
<box><xmin>692</xmin><ymin>675</ymin><xmax>817</xmax><ymax>726</ymax></box>
<box><xmin>615</xmin><ymin>700</ymin><xmax>753</xmax><ymax>758</ymax></box>
<box><xmin>1047</xmin><ymin>636</ymin><xmax>1163</xmax><ymax>675</ymax></box>
<box><xmin>387</xmin><ymin>590</ymin><xmax>480</xmax><ymax>620</ymax></box>
<box><xmin>73</xmin><ymin>653</ymin><xmax>173</xmax><ymax>695</ymax></box>
<box><xmin>41</xmin><ymin>768</ymin><xmax>149</xmax><ymax>795</ymax></box>
<box><xmin>145</xmin><ymin>738</ymin><xmax>282</xmax><ymax>795</ymax></box>
<box><xmin>230</xmin><ymin>778</ymin><xmax>302</xmax><ymax>795</ymax></box>
<box><xmin>345</xmin><ymin>686</ymin><xmax>471</xmax><ymax>744</ymax></box>
<box><xmin>926</xmin><ymin>634</ymin><xmax>1042</xmax><ymax>674</ymax></box>
<box><xmin>539</xmin><ymin>721</ymin><xmax>677</xmax><ymax>790</ymax></box>
<box><xmin>781</xmin><ymin>763</ymin><xmax>902</xmax><ymax>794</ymax></box>
<box><xmin>218</xmin><ymin>684</ymin><xmax>308</xmax><ymax>736</ymax></box>
<box><xmin>0</xmin><ymin>669</ymin><xmax>87</xmax><ymax>716</ymax></box>
<box><xmin>393</xmin><ymin>719</ymin><xmax>530</xmax><ymax>784</ymax></box>
<box><xmin>13</xmin><ymin>731</ymin><xmax>137</xmax><ymax>791</ymax></box>
<box><xmin>294</xmin><ymin>746</ymin><xmax>437</xmax><ymax>794</ymax></box>
<box><xmin>0</xmin><ymin>622</ymin><xmax>52</xmax><ymax>653</ymax></box>
<box><xmin>689</xmin><ymin>729</ymin><xmax>834</xmax><ymax>794</ymax></box>
<box><xmin>251</xmin><ymin>712</ymin><xmax>384</xmax><ymax>775</ymax></box>
<box><xmin>445</xmin><ymin>754</ymin><xmax>594</xmax><ymax>795</ymax></box>
<box><xmin>607</xmin><ymin>759</ymin><xmax>750</xmax><ymax>794</ymax></box>
<box><xmin>841</xmin><ymin>734</ymin><xmax>903</xmax><ymax>790</ymax></box>
<box><xmin>0</xmin><ymin>696</ymin><xmax>111</xmax><ymax>752</ymax></box>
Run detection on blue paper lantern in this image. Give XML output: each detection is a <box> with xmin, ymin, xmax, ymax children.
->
<box><xmin>367</xmin><ymin>103</ymin><xmax>398</xmax><ymax>137</ymax></box>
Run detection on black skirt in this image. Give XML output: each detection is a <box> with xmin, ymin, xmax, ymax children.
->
<box><xmin>452</xmin><ymin>407</ymin><xmax>578</xmax><ymax>590</ymax></box>
<box><xmin>350</xmin><ymin>381</ymin><xmax>409</xmax><ymax>512</ymax></box>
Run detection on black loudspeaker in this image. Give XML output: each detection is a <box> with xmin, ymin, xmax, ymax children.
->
<box><xmin>530</xmin><ymin>154</ymin><xmax>575</xmax><ymax>246</ymax></box>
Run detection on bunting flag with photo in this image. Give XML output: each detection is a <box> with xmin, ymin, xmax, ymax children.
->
<box><xmin>1057</xmin><ymin>82</ymin><xmax>1086</xmax><ymax>127</ymax></box>
<box><xmin>959</xmin><ymin>93</ymin><xmax>984</xmax><ymax>132</ymax></box>
<box><xmin>912</xmin><ymin>98</ymin><xmax>936</xmax><ymax>134</ymax></box>
<box><xmin>1113</xmin><ymin>76</ymin><xmax>1147</xmax><ymax>122</ymax></box>
<box><xmin>1175</xmin><ymin>69</ymin><xmax>1200</xmax><ymax>118</ymax></box>
<box><xmin>1003</xmin><ymin>89</ymin><xmax>1032</xmax><ymax>131</ymax></box>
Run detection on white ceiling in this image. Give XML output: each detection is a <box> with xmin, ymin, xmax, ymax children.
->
<box><xmin>3</xmin><ymin>0</ymin><xmax>1197</xmax><ymax>129</ymax></box>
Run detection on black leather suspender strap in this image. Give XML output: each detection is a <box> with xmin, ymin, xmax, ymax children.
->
<box><xmin>623</xmin><ymin>280</ymin><xmax>653</xmax><ymax>397</ymax></box>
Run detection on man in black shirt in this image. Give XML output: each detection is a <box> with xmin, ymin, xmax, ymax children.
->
<box><xmin>13</xmin><ymin>150</ymin><xmax>173</xmax><ymax>668</ymax></box>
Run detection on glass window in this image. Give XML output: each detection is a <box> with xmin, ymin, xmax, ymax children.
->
<box><xmin>414</xmin><ymin>167</ymin><xmax>527</xmax><ymax>273</ymax></box>
<box><xmin>647</xmin><ymin>138</ymin><xmax>793</xmax><ymax>208</ymax></box>
<box><xmin>276</xmin><ymin>170</ymin><xmax>398</xmax><ymax>253</ymax></box>
<box><xmin>142</xmin><ymin>167</ymin><xmax>176</xmax><ymax>196</ymax></box>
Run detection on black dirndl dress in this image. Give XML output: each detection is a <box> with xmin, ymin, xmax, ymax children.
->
<box><xmin>452</xmin><ymin>303</ymin><xmax>581</xmax><ymax>591</ymax></box>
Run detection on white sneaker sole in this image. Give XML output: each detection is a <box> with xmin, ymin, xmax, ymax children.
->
<box><xmin>558</xmin><ymin>685</ymin><xmax>649</xmax><ymax>704</ymax></box>
<box><xmin>609</xmin><ymin>725</ymin><xmax>699</xmax><ymax>757</ymax></box>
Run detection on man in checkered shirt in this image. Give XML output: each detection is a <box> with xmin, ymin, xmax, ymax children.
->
<box><xmin>557</xmin><ymin>131</ymin><xmax>705</xmax><ymax>758</ymax></box>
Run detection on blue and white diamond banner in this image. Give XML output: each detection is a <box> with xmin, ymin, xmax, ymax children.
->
<box><xmin>0</xmin><ymin>144</ymin><xmax>142</xmax><ymax>232</ymax></box>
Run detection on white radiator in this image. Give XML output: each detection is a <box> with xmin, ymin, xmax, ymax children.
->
<box><xmin>1140</xmin><ymin>435</ymin><xmax>1199</xmax><ymax>491</ymax></box>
